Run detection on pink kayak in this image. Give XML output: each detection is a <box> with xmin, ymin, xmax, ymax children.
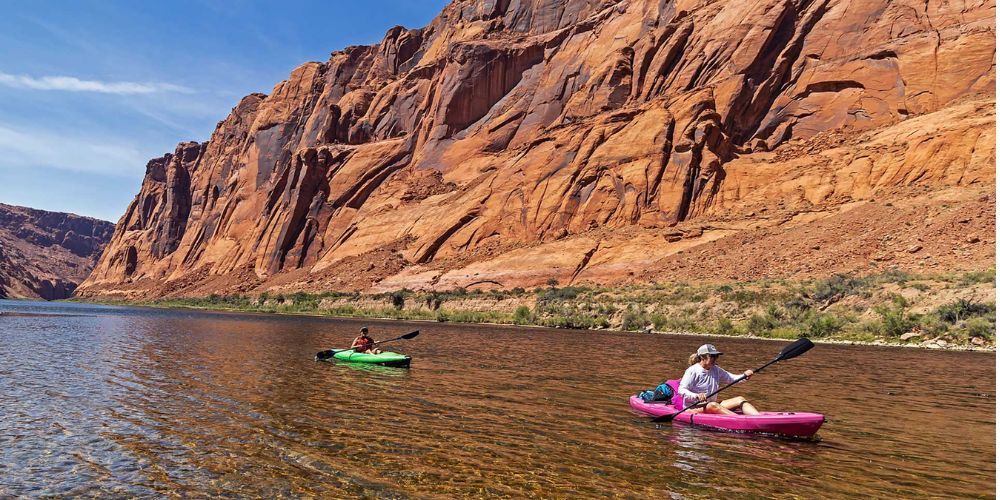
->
<box><xmin>629</xmin><ymin>380</ymin><xmax>825</xmax><ymax>438</ymax></box>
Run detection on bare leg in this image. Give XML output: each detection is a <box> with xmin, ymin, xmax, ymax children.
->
<box><xmin>720</xmin><ymin>396</ymin><xmax>760</xmax><ymax>415</ymax></box>
<box><xmin>703</xmin><ymin>401</ymin><xmax>738</xmax><ymax>415</ymax></box>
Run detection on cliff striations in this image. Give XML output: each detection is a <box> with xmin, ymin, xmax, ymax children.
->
<box><xmin>78</xmin><ymin>0</ymin><xmax>996</xmax><ymax>299</ymax></box>
<box><xmin>0</xmin><ymin>204</ymin><xmax>114</xmax><ymax>299</ymax></box>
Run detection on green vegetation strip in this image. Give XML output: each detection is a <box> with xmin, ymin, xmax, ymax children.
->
<box><xmin>86</xmin><ymin>269</ymin><xmax>995</xmax><ymax>348</ymax></box>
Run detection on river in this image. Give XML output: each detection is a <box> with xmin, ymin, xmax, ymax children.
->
<box><xmin>0</xmin><ymin>300</ymin><xmax>994</xmax><ymax>498</ymax></box>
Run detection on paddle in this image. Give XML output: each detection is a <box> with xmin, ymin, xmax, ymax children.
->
<box><xmin>652</xmin><ymin>338</ymin><xmax>814</xmax><ymax>422</ymax></box>
<box><xmin>315</xmin><ymin>330</ymin><xmax>420</xmax><ymax>360</ymax></box>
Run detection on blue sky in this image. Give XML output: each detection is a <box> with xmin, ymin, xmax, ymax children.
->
<box><xmin>0</xmin><ymin>0</ymin><xmax>448</xmax><ymax>221</ymax></box>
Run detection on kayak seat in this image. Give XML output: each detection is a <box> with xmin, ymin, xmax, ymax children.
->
<box><xmin>666</xmin><ymin>379</ymin><xmax>683</xmax><ymax>408</ymax></box>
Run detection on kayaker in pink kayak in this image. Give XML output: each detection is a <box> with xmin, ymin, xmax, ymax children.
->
<box><xmin>678</xmin><ymin>344</ymin><xmax>760</xmax><ymax>415</ymax></box>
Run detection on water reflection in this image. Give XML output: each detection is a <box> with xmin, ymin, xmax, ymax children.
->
<box><xmin>0</xmin><ymin>300</ymin><xmax>994</xmax><ymax>497</ymax></box>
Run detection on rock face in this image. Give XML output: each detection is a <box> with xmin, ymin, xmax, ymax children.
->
<box><xmin>0</xmin><ymin>204</ymin><xmax>114</xmax><ymax>300</ymax></box>
<box><xmin>78</xmin><ymin>0</ymin><xmax>995</xmax><ymax>299</ymax></box>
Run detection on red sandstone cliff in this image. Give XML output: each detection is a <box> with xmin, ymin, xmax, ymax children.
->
<box><xmin>78</xmin><ymin>0</ymin><xmax>996</xmax><ymax>299</ymax></box>
<box><xmin>0</xmin><ymin>204</ymin><xmax>114</xmax><ymax>299</ymax></box>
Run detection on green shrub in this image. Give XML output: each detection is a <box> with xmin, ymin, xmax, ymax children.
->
<box><xmin>811</xmin><ymin>274</ymin><xmax>870</xmax><ymax>302</ymax></box>
<box><xmin>444</xmin><ymin>310</ymin><xmax>507</xmax><ymax>324</ymax></box>
<box><xmin>597</xmin><ymin>303</ymin><xmax>617</xmax><ymax>315</ymax></box>
<box><xmin>890</xmin><ymin>294</ymin><xmax>908</xmax><ymax>308</ymax></box>
<box><xmin>867</xmin><ymin>305</ymin><xmax>915</xmax><ymax>337</ymax></box>
<box><xmin>878</xmin><ymin>268</ymin><xmax>916</xmax><ymax>285</ymax></box>
<box><xmin>513</xmin><ymin>305</ymin><xmax>534</xmax><ymax>325</ymax></box>
<box><xmin>804</xmin><ymin>313</ymin><xmax>844</xmax><ymax>337</ymax></box>
<box><xmin>542</xmin><ymin>314</ymin><xmax>601</xmax><ymax>329</ymax></box>
<box><xmin>964</xmin><ymin>317</ymin><xmax>996</xmax><ymax>339</ymax></box>
<box><xmin>538</xmin><ymin>286</ymin><xmax>589</xmax><ymax>301</ymax></box>
<box><xmin>656</xmin><ymin>315</ymin><xmax>699</xmax><ymax>332</ymax></box>
<box><xmin>748</xmin><ymin>313</ymin><xmax>774</xmax><ymax>333</ymax></box>
<box><xmin>936</xmin><ymin>299</ymin><xmax>994</xmax><ymax>324</ymax></box>
<box><xmin>957</xmin><ymin>269</ymin><xmax>996</xmax><ymax>285</ymax></box>
<box><xmin>918</xmin><ymin>314</ymin><xmax>949</xmax><ymax>336</ymax></box>
<box><xmin>723</xmin><ymin>289</ymin><xmax>771</xmax><ymax>305</ymax></box>
<box><xmin>621</xmin><ymin>309</ymin><xmax>650</xmax><ymax>331</ymax></box>
<box><xmin>785</xmin><ymin>296</ymin><xmax>811</xmax><ymax>313</ymax></box>
<box><xmin>389</xmin><ymin>292</ymin><xmax>405</xmax><ymax>309</ymax></box>
<box><xmin>424</xmin><ymin>294</ymin><xmax>442</xmax><ymax>310</ymax></box>
<box><xmin>712</xmin><ymin>318</ymin><xmax>736</xmax><ymax>335</ymax></box>
<box><xmin>648</xmin><ymin>313</ymin><xmax>666</xmax><ymax>331</ymax></box>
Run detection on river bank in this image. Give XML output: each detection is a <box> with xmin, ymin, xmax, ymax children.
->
<box><xmin>73</xmin><ymin>269</ymin><xmax>996</xmax><ymax>351</ymax></box>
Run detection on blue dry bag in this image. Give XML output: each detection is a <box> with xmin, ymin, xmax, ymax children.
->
<box><xmin>638</xmin><ymin>382</ymin><xmax>674</xmax><ymax>402</ymax></box>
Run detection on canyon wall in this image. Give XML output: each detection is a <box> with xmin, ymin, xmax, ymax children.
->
<box><xmin>78</xmin><ymin>0</ymin><xmax>996</xmax><ymax>298</ymax></box>
<box><xmin>0</xmin><ymin>204</ymin><xmax>114</xmax><ymax>299</ymax></box>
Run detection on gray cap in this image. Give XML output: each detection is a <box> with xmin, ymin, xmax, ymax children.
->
<box><xmin>697</xmin><ymin>344</ymin><xmax>722</xmax><ymax>356</ymax></box>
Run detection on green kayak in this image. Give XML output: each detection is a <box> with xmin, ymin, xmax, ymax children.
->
<box><xmin>328</xmin><ymin>349</ymin><xmax>411</xmax><ymax>368</ymax></box>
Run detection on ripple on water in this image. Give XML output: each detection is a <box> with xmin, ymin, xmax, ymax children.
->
<box><xmin>0</xmin><ymin>299</ymin><xmax>994</xmax><ymax>497</ymax></box>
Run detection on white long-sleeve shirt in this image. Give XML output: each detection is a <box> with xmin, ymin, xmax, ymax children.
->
<box><xmin>678</xmin><ymin>363</ymin><xmax>743</xmax><ymax>406</ymax></box>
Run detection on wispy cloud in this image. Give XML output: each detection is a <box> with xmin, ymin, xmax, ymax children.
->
<box><xmin>0</xmin><ymin>72</ymin><xmax>192</xmax><ymax>94</ymax></box>
<box><xmin>0</xmin><ymin>124</ymin><xmax>151</xmax><ymax>178</ymax></box>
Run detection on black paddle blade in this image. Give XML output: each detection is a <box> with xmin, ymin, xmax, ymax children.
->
<box><xmin>400</xmin><ymin>330</ymin><xmax>420</xmax><ymax>340</ymax></box>
<box><xmin>776</xmin><ymin>338</ymin><xmax>814</xmax><ymax>361</ymax></box>
<box><xmin>652</xmin><ymin>410</ymin><xmax>682</xmax><ymax>423</ymax></box>
<box><xmin>315</xmin><ymin>349</ymin><xmax>335</xmax><ymax>361</ymax></box>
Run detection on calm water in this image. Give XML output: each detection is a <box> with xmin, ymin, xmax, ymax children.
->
<box><xmin>0</xmin><ymin>300</ymin><xmax>994</xmax><ymax>498</ymax></box>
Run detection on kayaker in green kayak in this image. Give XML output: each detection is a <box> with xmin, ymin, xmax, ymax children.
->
<box><xmin>350</xmin><ymin>327</ymin><xmax>381</xmax><ymax>354</ymax></box>
<box><xmin>679</xmin><ymin>344</ymin><xmax>760</xmax><ymax>416</ymax></box>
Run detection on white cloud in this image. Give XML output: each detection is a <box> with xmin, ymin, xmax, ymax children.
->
<box><xmin>0</xmin><ymin>73</ymin><xmax>192</xmax><ymax>94</ymax></box>
<box><xmin>0</xmin><ymin>125</ymin><xmax>151</xmax><ymax>178</ymax></box>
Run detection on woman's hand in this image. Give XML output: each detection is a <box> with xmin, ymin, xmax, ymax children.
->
<box><xmin>744</xmin><ymin>369</ymin><xmax>754</xmax><ymax>378</ymax></box>
<box><xmin>697</xmin><ymin>393</ymin><xmax>707</xmax><ymax>401</ymax></box>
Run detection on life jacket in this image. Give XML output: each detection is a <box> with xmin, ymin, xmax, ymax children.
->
<box><xmin>352</xmin><ymin>336</ymin><xmax>374</xmax><ymax>352</ymax></box>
